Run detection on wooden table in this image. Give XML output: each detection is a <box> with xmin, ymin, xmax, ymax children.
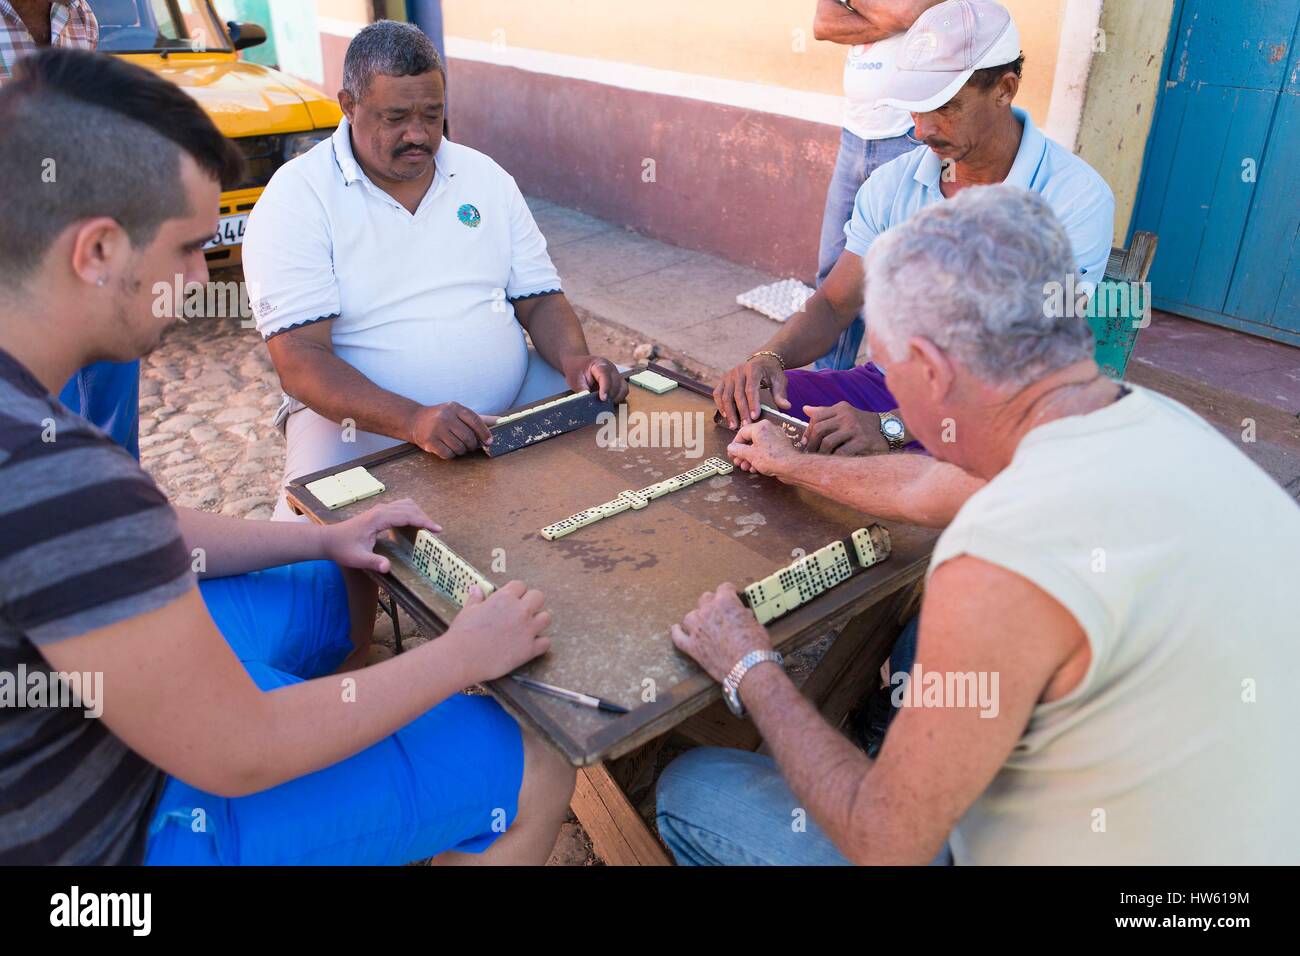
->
<box><xmin>287</xmin><ymin>365</ymin><xmax>936</xmax><ymax>864</ymax></box>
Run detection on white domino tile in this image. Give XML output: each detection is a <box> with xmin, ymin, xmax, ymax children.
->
<box><xmin>539</xmin><ymin>457</ymin><xmax>739</xmax><ymax>540</ymax></box>
<box><xmin>629</xmin><ymin>369</ymin><xmax>679</xmax><ymax>394</ymax></box>
<box><xmin>493</xmin><ymin>389</ymin><xmax>591</xmax><ymax>427</ymax></box>
<box><xmin>306</xmin><ymin>466</ymin><xmax>386</xmax><ymax>510</ymax></box>
<box><xmin>411</xmin><ymin>529</ymin><xmax>495</xmax><ymax>606</ymax></box>
<box><xmin>744</xmin><ymin>531</ymin><xmax>882</xmax><ymax>626</ymax></box>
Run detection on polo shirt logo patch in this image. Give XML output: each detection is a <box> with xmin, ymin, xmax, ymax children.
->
<box><xmin>457</xmin><ymin>203</ymin><xmax>482</xmax><ymax>228</ymax></box>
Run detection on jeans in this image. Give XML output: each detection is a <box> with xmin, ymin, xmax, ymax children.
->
<box><xmin>656</xmin><ymin>747</ymin><xmax>951</xmax><ymax>866</ymax></box>
<box><xmin>813</xmin><ymin>128</ymin><xmax>919</xmax><ymax>371</ymax></box>
<box><xmin>655</xmin><ymin>617</ymin><xmax>943</xmax><ymax>866</ymax></box>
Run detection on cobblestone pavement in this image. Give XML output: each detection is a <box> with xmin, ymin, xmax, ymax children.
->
<box><xmin>140</xmin><ymin>316</ymin><xmax>284</xmax><ymax>518</ymax></box>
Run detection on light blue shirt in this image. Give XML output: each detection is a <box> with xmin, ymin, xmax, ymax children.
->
<box><xmin>844</xmin><ymin>108</ymin><xmax>1116</xmax><ymax>290</ymax></box>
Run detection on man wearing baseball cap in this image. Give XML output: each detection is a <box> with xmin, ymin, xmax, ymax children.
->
<box><xmin>715</xmin><ymin>0</ymin><xmax>1114</xmax><ymax>462</ymax></box>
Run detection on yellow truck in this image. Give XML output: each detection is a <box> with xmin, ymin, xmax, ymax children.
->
<box><xmin>92</xmin><ymin>0</ymin><xmax>342</xmax><ymax>267</ymax></box>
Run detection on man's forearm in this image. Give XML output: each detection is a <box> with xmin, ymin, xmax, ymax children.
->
<box><xmin>740</xmin><ymin>662</ymin><xmax>875</xmax><ymax>859</ymax></box>
<box><xmin>279</xmin><ymin>342</ymin><xmax>425</xmax><ymax>441</ymax></box>
<box><xmin>514</xmin><ymin>292</ymin><xmax>590</xmax><ymax>377</ymax></box>
<box><xmin>780</xmin><ymin>452</ymin><xmax>983</xmax><ymax>528</ymax></box>
<box><xmin>814</xmin><ymin>0</ymin><xmax>892</xmax><ymax>43</ymax></box>
<box><xmin>176</xmin><ymin>507</ymin><xmax>325</xmax><ymax>577</ymax></box>
<box><xmin>815</xmin><ymin>0</ymin><xmax>942</xmax><ymax>43</ymax></box>
<box><xmin>764</xmin><ymin>293</ymin><xmax>857</xmax><ymax>370</ymax></box>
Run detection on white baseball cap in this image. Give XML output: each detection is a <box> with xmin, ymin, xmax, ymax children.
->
<box><xmin>875</xmin><ymin>0</ymin><xmax>1022</xmax><ymax>114</ymax></box>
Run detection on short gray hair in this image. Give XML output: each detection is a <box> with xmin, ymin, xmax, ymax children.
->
<box><xmin>342</xmin><ymin>20</ymin><xmax>444</xmax><ymax>101</ymax></box>
<box><xmin>865</xmin><ymin>184</ymin><xmax>1094</xmax><ymax>387</ymax></box>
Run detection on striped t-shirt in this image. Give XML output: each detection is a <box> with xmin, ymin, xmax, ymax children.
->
<box><xmin>0</xmin><ymin>348</ymin><xmax>192</xmax><ymax>863</ymax></box>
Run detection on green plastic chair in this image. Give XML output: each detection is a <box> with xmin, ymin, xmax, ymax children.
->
<box><xmin>1087</xmin><ymin>231</ymin><xmax>1159</xmax><ymax>380</ymax></box>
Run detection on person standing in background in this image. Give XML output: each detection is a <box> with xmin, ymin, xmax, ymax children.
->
<box><xmin>0</xmin><ymin>1</ymin><xmax>97</xmax><ymax>81</ymax></box>
<box><xmin>811</xmin><ymin>0</ymin><xmax>942</xmax><ymax>370</ymax></box>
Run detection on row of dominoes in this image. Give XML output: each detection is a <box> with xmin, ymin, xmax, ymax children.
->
<box><xmin>305</xmin><ymin>466</ymin><xmax>386</xmax><ymax>511</ymax></box>
<box><xmin>493</xmin><ymin>389</ymin><xmax>590</xmax><ymax>428</ymax></box>
<box><xmin>742</xmin><ymin>525</ymin><xmax>893</xmax><ymax>625</ymax></box>
<box><xmin>540</xmin><ymin>456</ymin><xmax>735</xmax><ymax>540</ymax></box>
<box><xmin>411</xmin><ymin>529</ymin><xmax>496</xmax><ymax>607</ymax></box>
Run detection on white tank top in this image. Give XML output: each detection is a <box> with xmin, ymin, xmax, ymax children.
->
<box><xmin>842</xmin><ymin>34</ymin><xmax>913</xmax><ymax>140</ymax></box>
<box><xmin>930</xmin><ymin>386</ymin><xmax>1300</xmax><ymax>864</ymax></box>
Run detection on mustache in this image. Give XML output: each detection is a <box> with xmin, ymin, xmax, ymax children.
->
<box><xmin>393</xmin><ymin>144</ymin><xmax>433</xmax><ymax>158</ymax></box>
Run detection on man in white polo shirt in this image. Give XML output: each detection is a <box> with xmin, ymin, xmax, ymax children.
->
<box><xmin>243</xmin><ymin>21</ymin><xmax>627</xmax><ymax>519</ymax></box>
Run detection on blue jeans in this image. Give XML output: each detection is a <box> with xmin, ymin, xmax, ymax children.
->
<box><xmin>813</xmin><ymin>128</ymin><xmax>919</xmax><ymax>371</ymax></box>
<box><xmin>144</xmin><ymin>561</ymin><xmax>525</xmax><ymax>865</ymax></box>
<box><xmin>656</xmin><ymin>747</ymin><xmax>950</xmax><ymax>866</ymax></box>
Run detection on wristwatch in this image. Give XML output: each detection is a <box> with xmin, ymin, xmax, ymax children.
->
<box><xmin>722</xmin><ymin>650</ymin><xmax>784</xmax><ymax>717</ymax></box>
<box><xmin>878</xmin><ymin>411</ymin><xmax>907</xmax><ymax>451</ymax></box>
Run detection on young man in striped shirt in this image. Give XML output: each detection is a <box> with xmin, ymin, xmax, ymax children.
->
<box><xmin>0</xmin><ymin>48</ymin><xmax>574</xmax><ymax>865</ymax></box>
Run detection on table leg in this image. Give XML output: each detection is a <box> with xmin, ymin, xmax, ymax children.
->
<box><xmin>570</xmin><ymin>762</ymin><xmax>672</xmax><ymax>866</ymax></box>
<box><xmin>568</xmin><ymin>581</ymin><xmax>921</xmax><ymax>865</ymax></box>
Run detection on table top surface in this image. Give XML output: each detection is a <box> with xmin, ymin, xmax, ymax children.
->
<box><xmin>287</xmin><ymin>366</ymin><xmax>938</xmax><ymax>765</ymax></box>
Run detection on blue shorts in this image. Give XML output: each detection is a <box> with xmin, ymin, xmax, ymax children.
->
<box><xmin>144</xmin><ymin>560</ymin><xmax>525</xmax><ymax>865</ymax></box>
<box><xmin>60</xmin><ymin>359</ymin><xmax>141</xmax><ymax>458</ymax></box>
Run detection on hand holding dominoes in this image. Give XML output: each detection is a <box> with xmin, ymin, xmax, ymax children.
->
<box><xmin>442</xmin><ymin>580</ymin><xmax>553</xmax><ymax>683</ymax></box>
<box><xmin>562</xmin><ymin>354</ymin><xmax>629</xmax><ymax>403</ymax></box>
<box><xmin>714</xmin><ymin>353</ymin><xmax>792</xmax><ymax>429</ymax></box>
<box><xmin>802</xmin><ymin>403</ymin><xmax>888</xmax><ymax>456</ymax></box>
<box><xmin>727</xmin><ymin>419</ymin><xmax>803</xmax><ymax>479</ymax></box>
<box><xmin>407</xmin><ymin>401</ymin><xmax>495</xmax><ymax>459</ymax></box>
<box><xmin>321</xmin><ymin>499</ymin><xmax>440</xmax><ymax>574</ymax></box>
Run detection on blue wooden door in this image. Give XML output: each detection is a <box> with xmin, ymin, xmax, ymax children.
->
<box><xmin>1132</xmin><ymin>0</ymin><xmax>1300</xmax><ymax>345</ymax></box>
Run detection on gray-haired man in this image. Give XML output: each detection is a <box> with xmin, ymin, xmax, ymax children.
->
<box><xmin>657</xmin><ymin>185</ymin><xmax>1300</xmax><ymax>865</ymax></box>
<box><xmin>243</xmin><ymin>21</ymin><xmax>627</xmax><ymax>519</ymax></box>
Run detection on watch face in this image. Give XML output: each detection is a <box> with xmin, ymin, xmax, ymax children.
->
<box><xmin>882</xmin><ymin>418</ymin><xmax>905</xmax><ymax>438</ymax></box>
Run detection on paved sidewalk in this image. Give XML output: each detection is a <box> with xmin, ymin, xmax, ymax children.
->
<box><xmin>529</xmin><ymin>198</ymin><xmax>785</xmax><ymax>377</ymax></box>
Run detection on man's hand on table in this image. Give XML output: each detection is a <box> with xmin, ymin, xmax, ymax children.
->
<box><xmin>714</xmin><ymin>353</ymin><xmax>790</xmax><ymax>429</ymax></box>
<box><xmin>671</xmin><ymin>584</ymin><xmax>774</xmax><ymax>684</ymax></box>
<box><xmin>727</xmin><ymin>419</ymin><xmax>805</xmax><ymax>480</ymax></box>
<box><xmin>444</xmin><ymin>581</ymin><xmax>553</xmax><ymax>684</ymax></box>
<box><xmin>406</xmin><ymin>401</ymin><xmax>495</xmax><ymax>459</ymax></box>
<box><xmin>320</xmin><ymin>499</ymin><xmax>441</xmax><ymax>573</ymax></box>
<box><xmin>561</xmin><ymin>354</ymin><xmax>629</xmax><ymax>403</ymax></box>
<box><xmin>803</xmin><ymin>402</ymin><xmax>889</xmax><ymax>456</ymax></box>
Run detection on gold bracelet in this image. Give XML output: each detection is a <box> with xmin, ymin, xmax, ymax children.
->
<box><xmin>750</xmin><ymin>349</ymin><xmax>786</xmax><ymax>370</ymax></box>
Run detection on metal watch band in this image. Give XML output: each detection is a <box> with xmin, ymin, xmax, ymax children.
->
<box><xmin>878</xmin><ymin>412</ymin><xmax>907</xmax><ymax>451</ymax></box>
<box><xmin>722</xmin><ymin>650</ymin><xmax>784</xmax><ymax>717</ymax></box>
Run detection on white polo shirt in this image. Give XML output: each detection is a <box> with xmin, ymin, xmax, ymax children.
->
<box><xmin>242</xmin><ymin>119</ymin><xmax>563</xmax><ymax>420</ymax></box>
